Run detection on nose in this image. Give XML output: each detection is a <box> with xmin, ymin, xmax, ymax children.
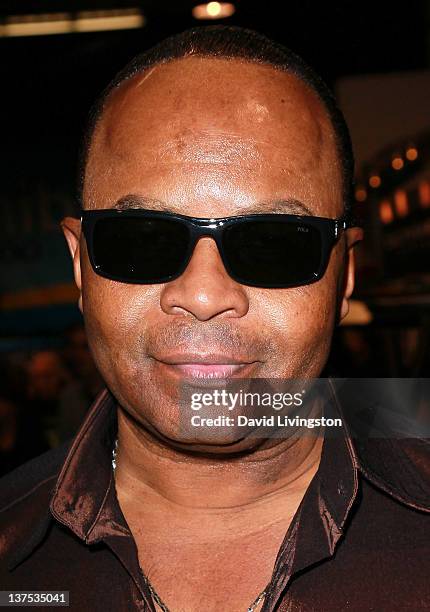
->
<box><xmin>160</xmin><ymin>236</ymin><xmax>249</xmax><ymax>321</ymax></box>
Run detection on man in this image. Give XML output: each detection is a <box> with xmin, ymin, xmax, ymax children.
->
<box><xmin>1</xmin><ymin>26</ymin><xmax>429</xmax><ymax>612</ymax></box>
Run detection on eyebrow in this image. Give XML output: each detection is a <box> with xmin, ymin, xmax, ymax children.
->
<box><xmin>114</xmin><ymin>194</ymin><xmax>314</xmax><ymax>216</ymax></box>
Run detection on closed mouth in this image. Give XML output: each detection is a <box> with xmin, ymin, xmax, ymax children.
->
<box><xmin>152</xmin><ymin>354</ymin><xmax>259</xmax><ymax>379</ymax></box>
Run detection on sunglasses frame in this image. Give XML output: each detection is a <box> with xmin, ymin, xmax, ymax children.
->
<box><xmin>81</xmin><ymin>208</ymin><xmax>349</xmax><ymax>289</ymax></box>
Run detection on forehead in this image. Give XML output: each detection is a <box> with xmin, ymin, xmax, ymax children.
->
<box><xmin>84</xmin><ymin>56</ymin><xmax>342</xmax><ymax>217</ymax></box>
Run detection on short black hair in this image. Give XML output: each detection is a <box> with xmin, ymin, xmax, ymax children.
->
<box><xmin>78</xmin><ymin>25</ymin><xmax>354</xmax><ymax>220</ymax></box>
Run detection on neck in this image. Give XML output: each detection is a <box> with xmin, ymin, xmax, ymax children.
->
<box><xmin>114</xmin><ymin>407</ymin><xmax>323</xmax><ymax>540</ymax></box>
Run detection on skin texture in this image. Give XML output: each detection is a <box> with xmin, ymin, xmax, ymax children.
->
<box><xmin>62</xmin><ymin>56</ymin><xmax>363</xmax><ymax>611</ymax></box>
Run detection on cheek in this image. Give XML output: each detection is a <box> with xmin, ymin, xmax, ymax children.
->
<box><xmin>256</xmin><ymin>268</ymin><xmax>338</xmax><ymax>377</ymax></box>
<box><xmin>80</xmin><ymin>255</ymin><xmax>158</xmax><ymax>388</ymax></box>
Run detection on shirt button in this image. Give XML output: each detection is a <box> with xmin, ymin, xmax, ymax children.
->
<box><xmin>337</xmin><ymin>482</ymin><xmax>345</xmax><ymax>496</ymax></box>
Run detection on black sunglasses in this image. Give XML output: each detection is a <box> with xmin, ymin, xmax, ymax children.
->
<box><xmin>81</xmin><ymin>208</ymin><xmax>349</xmax><ymax>289</ymax></box>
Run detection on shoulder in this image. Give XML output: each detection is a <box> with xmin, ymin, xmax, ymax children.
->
<box><xmin>0</xmin><ymin>441</ymin><xmax>72</xmax><ymax>567</ymax></box>
<box><xmin>355</xmin><ymin>437</ymin><xmax>430</xmax><ymax>513</ymax></box>
<box><xmin>0</xmin><ymin>440</ymin><xmax>72</xmax><ymax>510</ymax></box>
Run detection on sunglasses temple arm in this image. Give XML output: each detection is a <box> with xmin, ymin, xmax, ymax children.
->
<box><xmin>334</xmin><ymin>218</ymin><xmax>348</xmax><ymax>241</ymax></box>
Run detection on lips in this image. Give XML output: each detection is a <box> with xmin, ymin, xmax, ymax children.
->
<box><xmin>169</xmin><ymin>363</ymin><xmax>245</xmax><ymax>378</ymax></box>
<box><xmin>152</xmin><ymin>353</ymin><xmax>259</xmax><ymax>379</ymax></box>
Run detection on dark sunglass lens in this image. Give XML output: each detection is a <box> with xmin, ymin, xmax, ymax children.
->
<box><xmin>223</xmin><ymin>220</ymin><xmax>322</xmax><ymax>287</ymax></box>
<box><xmin>92</xmin><ymin>217</ymin><xmax>189</xmax><ymax>282</ymax></box>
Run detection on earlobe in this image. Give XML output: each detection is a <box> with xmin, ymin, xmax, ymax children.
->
<box><xmin>61</xmin><ymin>217</ymin><xmax>83</xmax><ymax>311</ymax></box>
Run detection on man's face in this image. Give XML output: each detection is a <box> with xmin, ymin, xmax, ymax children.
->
<box><xmin>63</xmin><ymin>57</ymin><xmax>360</xmax><ymax>448</ymax></box>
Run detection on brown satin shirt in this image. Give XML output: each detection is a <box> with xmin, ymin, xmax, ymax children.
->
<box><xmin>0</xmin><ymin>386</ymin><xmax>429</xmax><ymax>611</ymax></box>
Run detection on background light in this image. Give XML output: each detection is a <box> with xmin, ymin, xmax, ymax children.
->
<box><xmin>0</xmin><ymin>10</ymin><xmax>145</xmax><ymax>37</ymax></box>
<box><xmin>419</xmin><ymin>181</ymin><xmax>430</xmax><ymax>207</ymax></box>
<box><xmin>207</xmin><ymin>2</ymin><xmax>222</xmax><ymax>16</ymax></box>
<box><xmin>192</xmin><ymin>2</ymin><xmax>236</xmax><ymax>20</ymax></box>
<box><xmin>394</xmin><ymin>189</ymin><xmax>408</xmax><ymax>216</ymax></box>
<box><xmin>369</xmin><ymin>175</ymin><xmax>381</xmax><ymax>188</ymax></box>
<box><xmin>340</xmin><ymin>300</ymin><xmax>373</xmax><ymax>326</ymax></box>
<box><xmin>406</xmin><ymin>147</ymin><xmax>418</xmax><ymax>161</ymax></box>
<box><xmin>391</xmin><ymin>156</ymin><xmax>404</xmax><ymax>170</ymax></box>
<box><xmin>355</xmin><ymin>187</ymin><xmax>367</xmax><ymax>202</ymax></box>
<box><xmin>380</xmin><ymin>200</ymin><xmax>393</xmax><ymax>224</ymax></box>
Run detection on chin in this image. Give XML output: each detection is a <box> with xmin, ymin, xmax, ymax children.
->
<box><xmin>159</xmin><ymin>432</ymin><xmax>265</xmax><ymax>457</ymax></box>
<box><xmin>137</xmin><ymin>411</ymin><xmax>264</xmax><ymax>456</ymax></box>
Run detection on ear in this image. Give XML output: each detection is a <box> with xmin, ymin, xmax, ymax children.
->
<box><xmin>61</xmin><ymin>217</ymin><xmax>83</xmax><ymax>313</ymax></box>
<box><xmin>339</xmin><ymin>227</ymin><xmax>364</xmax><ymax>322</ymax></box>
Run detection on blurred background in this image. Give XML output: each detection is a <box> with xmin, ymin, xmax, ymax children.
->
<box><xmin>1</xmin><ymin>0</ymin><xmax>430</xmax><ymax>474</ymax></box>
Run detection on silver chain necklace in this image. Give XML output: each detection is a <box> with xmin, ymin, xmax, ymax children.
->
<box><xmin>111</xmin><ymin>438</ymin><xmax>267</xmax><ymax>612</ymax></box>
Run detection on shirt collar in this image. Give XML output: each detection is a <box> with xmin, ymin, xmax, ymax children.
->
<box><xmin>49</xmin><ymin>390</ymin><xmax>156</xmax><ymax>610</ymax></box>
<box><xmin>263</xmin><ymin>380</ymin><xmax>360</xmax><ymax>611</ymax></box>
<box><xmin>49</xmin><ymin>388</ymin><xmax>119</xmax><ymax>543</ymax></box>
<box><xmin>48</xmin><ymin>382</ymin><xmax>361</xmax><ymax>612</ymax></box>
<box><xmin>48</xmin><ymin>383</ymin><xmax>359</xmax><ymax>543</ymax></box>
<box><xmin>9</xmin><ymin>379</ymin><xmax>429</xmax><ymax>581</ymax></box>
